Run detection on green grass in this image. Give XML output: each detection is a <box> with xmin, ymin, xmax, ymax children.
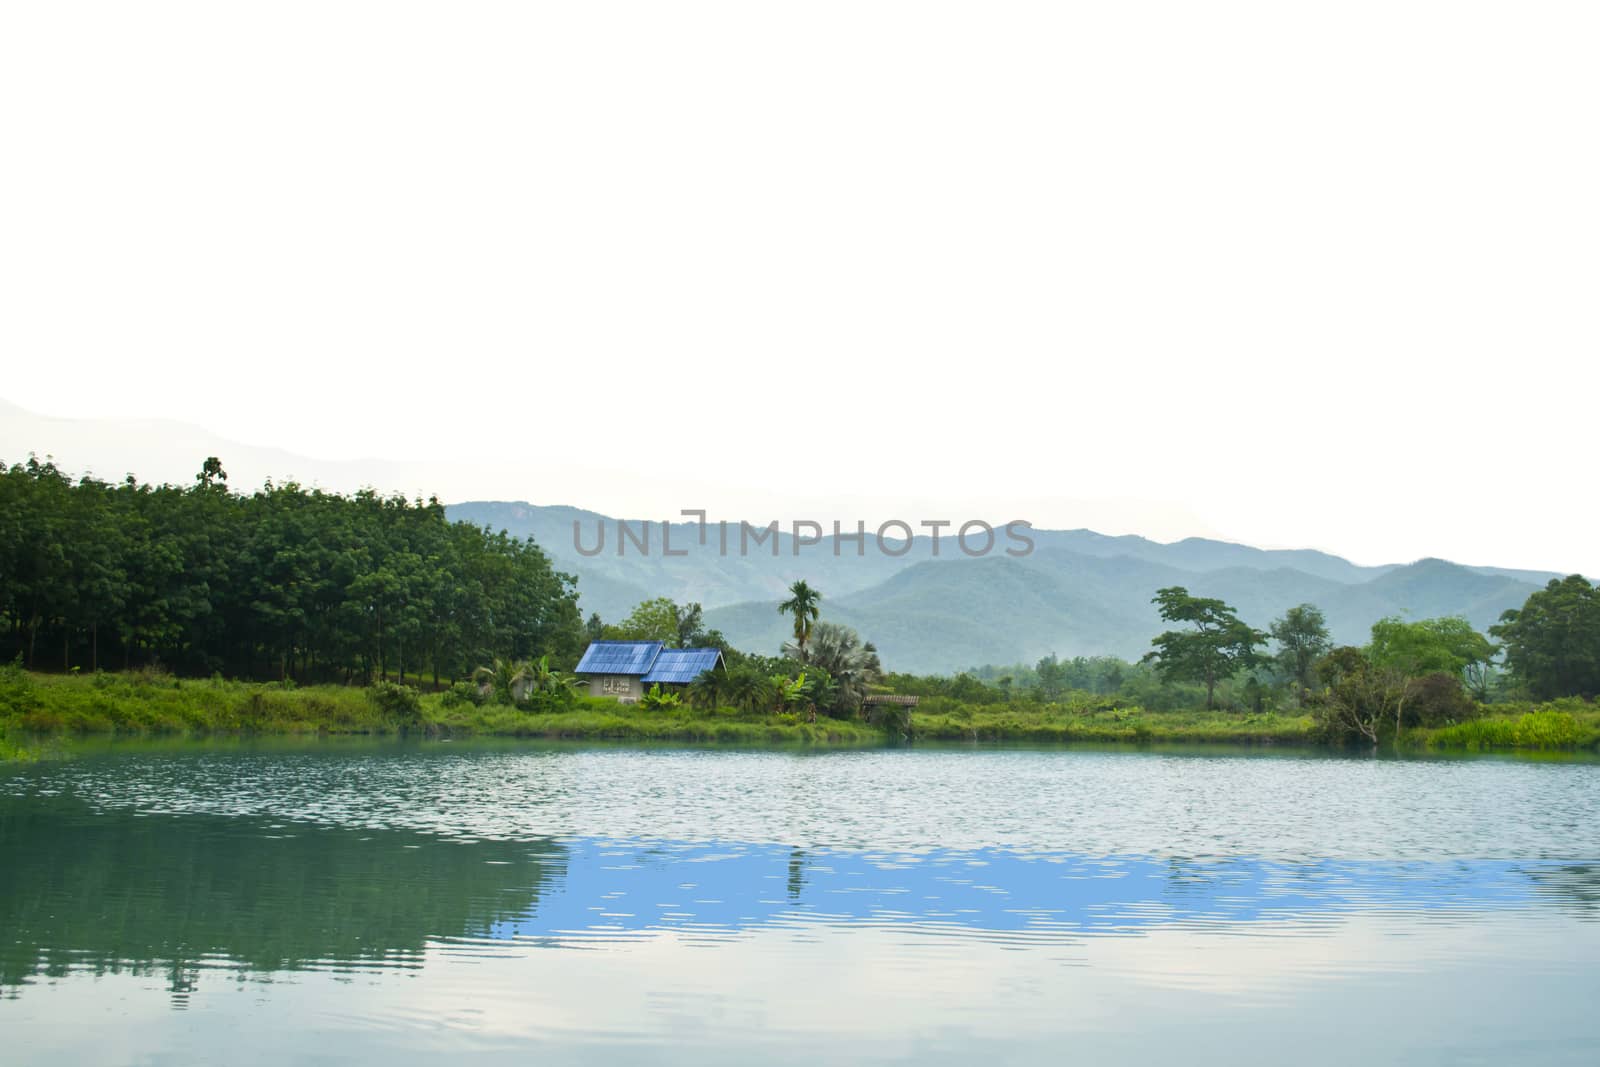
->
<box><xmin>910</xmin><ymin>701</ymin><xmax>1315</xmax><ymax>745</ymax></box>
<box><xmin>1</xmin><ymin>668</ymin><xmax>390</xmax><ymax>736</ymax></box>
<box><xmin>4</xmin><ymin>668</ymin><xmax>1598</xmax><ymax>758</ymax></box>
<box><xmin>0</xmin><ymin>726</ymin><xmax>38</xmax><ymax>762</ymax></box>
<box><xmin>432</xmin><ymin>701</ymin><xmax>884</xmax><ymax>744</ymax></box>
<box><xmin>0</xmin><ymin>669</ymin><xmax>886</xmax><ymax>750</ymax></box>
<box><xmin>1417</xmin><ymin>700</ymin><xmax>1600</xmax><ymax>751</ymax></box>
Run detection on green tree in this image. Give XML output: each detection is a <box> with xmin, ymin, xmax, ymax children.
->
<box><xmin>1269</xmin><ymin>604</ymin><xmax>1331</xmax><ymax>704</ymax></box>
<box><xmin>686</xmin><ymin>669</ymin><xmax>726</xmax><ymax>710</ymax></box>
<box><xmin>0</xmin><ymin>457</ymin><xmax>585</xmax><ymax>684</ymax></box>
<box><xmin>1358</xmin><ymin>617</ymin><xmax>1495</xmax><ymax>738</ymax></box>
<box><xmin>784</xmin><ymin>621</ymin><xmax>880</xmax><ymax>715</ymax></box>
<box><xmin>196</xmin><ymin>456</ymin><xmax>228</xmax><ymax>489</ymax></box>
<box><xmin>1367</xmin><ymin>616</ymin><xmax>1494</xmax><ymax>678</ymax></box>
<box><xmin>1309</xmin><ymin>646</ymin><xmax>1388</xmax><ymax>744</ymax></box>
<box><xmin>724</xmin><ymin>664</ymin><xmax>776</xmax><ymax>712</ymax></box>
<box><xmin>612</xmin><ymin>598</ymin><xmax>710</xmax><ymax>647</ymax></box>
<box><xmin>673</xmin><ymin>602</ymin><xmax>707</xmax><ymax>647</ymax></box>
<box><xmin>1035</xmin><ymin>654</ymin><xmax>1066</xmax><ymax>701</ymax></box>
<box><xmin>1491</xmin><ymin>575</ymin><xmax>1600</xmax><ymax>699</ymax></box>
<box><xmin>473</xmin><ymin>657</ymin><xmax>534</xmax><ymax>705</ymax></box>
<box><xmin>1143</xmin><ymin>587</ymin><xmax>1266</xmax><ymax>709</ymax></box>
<box><xmin>777</xmin><ymin>580</ymin><xmax>822</xmax><ymax>661</ymax></box>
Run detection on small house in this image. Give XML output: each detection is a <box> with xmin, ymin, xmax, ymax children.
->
<box><xmin>574</xmin><ymin>640</ymin><xmax>725</xmax><ymax>704</ymax></box>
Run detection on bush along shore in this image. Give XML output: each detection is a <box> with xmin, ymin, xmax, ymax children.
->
<box><xmin>3</xmin><ymin>666</ymin><xmax>1597</xmax><ymax>759</ymax></box>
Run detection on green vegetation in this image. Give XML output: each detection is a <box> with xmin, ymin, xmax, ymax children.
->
<box><xmin>5</xmin><ymin>456</ymin><xmax>1599</xmax><ymax>759</ymax></box>
<box><xmin>2</xmin><ymin>663</ymin><xmax>1596</xmax><ymax>755</ymax></box>
<box><xmin>778</xmin><ymin>579</ymin><xmax>822</xmax><ymax>659</ymax></box>
<box><xmin>0</xmin><ymin>456</ymin><xmax>583</xmax><ymax>684</ymax></box>
<box><xmin>1492</xmin><ymin>575</ymin><xmax>1600</xmax><ymax>700</ymax></box>
<box><xmin>0</xmin><ymin>726</ymin><xmax>36</xmax><ymax>762</ymax></box>
<box><xmin>1424</xmin><ymin>703</ymin><xmax>1600</xmax><ymax>751</ymax></box>
<box><xmin>1142</xmin><ymin>587</ymin><xmax>1269</xmax><ymax>708</ymax></box>
<box><xmin>0</xmin><ymin>667</ymin><xmax>887</xmax><ymax>747</ymax></box>
<box><xmin>1270</xmin><ymin>603</ymin><xmax>1332</xmax><ymax>703</ymax></box>
<box><xmin>1</xmin><ymin>791</ymin><xmax>564</xmax><ymax>989</ymax></box>
<box><xmin>596</xmin><ymin>597</ymin><xmax>728</xmax><ymax>649</ymax></box>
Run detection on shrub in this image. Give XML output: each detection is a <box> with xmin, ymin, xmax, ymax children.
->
<box><xmin>131</xmin><ymin>664</ymin><xmax>176</xmax><ymax>689</ymax></box>
<box><xmin>440</xmin><ymin>681</ymin><xmax>484</xmax><ymax>709</ymax></box>
<box><xmin>367</xmin><ymin>681</ymin><xmax>423</xmax><ymax>725</ymax></box>
<box><xmin>1407</xmin><ymin>672</ymin><xmax>1477</xmax><ymax>727</ymax></box>
<box><xmin>518</xmin><ymin>688</ymin><xmax>577</xmax><ymax>714</ymax></box>
<box><xmin>639</xmin><ymin>683</ymin><xmax>682</xmax><ymax>710</ymax></box>
<box><xmin>0</xmin><ymin>657</ymin><xmax>44</xmax><ymax>726</ymax></box>
<box><xmin>1430</xmin><ymin>708</ymin><xmax>1590</xmax><ymax>750</ymax></box>
<box><xmin>1512</xmin><ymin>709</ymin><xmax>1586</xmax><ymax>748</ymax></box>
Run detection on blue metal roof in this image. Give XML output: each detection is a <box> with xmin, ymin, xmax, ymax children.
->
<box><xmin>640</xmin><ymin>648</ymin><xmax>724</xmax><ymax>685</ymax></box>
<box><xmin>575</xmin><ymin>641</ymin><xmax>663</xmax><ymax>676</ymax></box>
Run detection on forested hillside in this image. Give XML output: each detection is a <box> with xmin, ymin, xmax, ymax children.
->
<box><xmin>0</xmin><ymin>462</ymin><xmax>1561</xmax><ymax>682</ymax></box>
<box><xmin>452</xmin><ymin>502</ymin><xmax>1553</xmax><ymax>673</ymax></box>
<box><xmin>0</xmin><ymin>458</ymin><xmax>582</xmax><ymax>682</ymax></box>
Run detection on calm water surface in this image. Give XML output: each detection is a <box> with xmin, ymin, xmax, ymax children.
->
<box><xmin>3</xmin><ymin>741</ymin><xmax>1598</xmax><ymax>1065</ymax></box>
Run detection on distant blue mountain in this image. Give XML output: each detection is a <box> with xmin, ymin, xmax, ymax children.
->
<box><xmin>447</xmin><ymin>502</ymin><xmax>1562</xmax><ymax>674</ymax></box>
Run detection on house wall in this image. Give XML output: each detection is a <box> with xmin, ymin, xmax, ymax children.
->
<box><xmin>585</xmin><ymin>675</ymin><xmax>642</xmax><ymax>703</ymax></box>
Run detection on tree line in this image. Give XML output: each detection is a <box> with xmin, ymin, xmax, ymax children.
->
<box><xmin>0</xmin><ymin>456</ymin><xmax>584</xmax><ymax>683</ymax></box>
<box><xmin>943</xmin><ymin>578</ymin><xmax>1599</xmax><ymax>743</ymax></box>
<box><xmin>582</xmin><ymin>580</ymin><xmax>888</xmax><ymax>724</ymax></box>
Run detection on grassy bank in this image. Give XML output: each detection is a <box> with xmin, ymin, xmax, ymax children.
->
<box><xmin>1412</xmin><ymin>699</ymin><xmax>1600</xmax><ymax>751</ymax></box>
<box><xmin>0</xmin><ymin>668</ymin><xmax>884</xmax><ymax>749</ymax></box>
<box><xmin>910</xmin><ymin>702</ymin><xmax>1315</xmax><ymax>745</ymax></box>
<box><xmin>4</xmin><ymin>668</ymin><xmax>1598</xmax><ymax>757</ymax></box>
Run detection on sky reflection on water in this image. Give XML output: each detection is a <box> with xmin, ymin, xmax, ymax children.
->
<box><xmin>496</xmin><ymin>838</ymin><xmax>1599</xmax><ymax>945</ymax></box>
<box><xmin>3</xmin><ymin>744</ymin><xmax>1600</xmax><ymax>1065</ymax></box>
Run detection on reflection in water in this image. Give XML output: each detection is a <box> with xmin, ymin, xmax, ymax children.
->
<box><xmin>4</xmin><ymin>746</ymin><xmax>1600</xmax><ymax>1067</ymax></box>
<box><xmin>4</xmin><ymin>790</ymin><xmax>1596</xmax><ymax>1002</ymax></box>
<box><xmin>0</xmin><ymin>793</ymin><xmax>565</xmax><ymax>1000</ymax></box>
<box><xmin>496</xmin><ymin>840</ymin><xmax>1600</xmax><ymax>942</ymax></box>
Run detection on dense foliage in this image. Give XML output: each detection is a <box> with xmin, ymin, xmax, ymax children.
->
<box><xmin>1492</xmin><ymin>575</ymin><xmax>1600</xmax><ymax>700</ymax></box>
<box><xmin>1270</xmin><ymin>604</ymin><xmax>1332</xmax><ymax>702</ymax></box>
<box><xmin>1142</xmin><ymin>587</ymin><xmax>1268</xmax><ymax>709</ymax></box>
<box><xmin>0</xmin><ymin>456</ymin><xmax>583</xmax><ymax>683</ymax></box>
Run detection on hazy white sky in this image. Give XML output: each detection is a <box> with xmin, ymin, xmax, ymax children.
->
<box><xmin>3</xmin><ymin>3</ymin><xmax>1596</xmax><ymax>573</ymax></box>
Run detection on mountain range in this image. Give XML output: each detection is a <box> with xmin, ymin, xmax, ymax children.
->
<box><xmin>446</xmin><ymin>502</ymin><xmax>1561</xmax><ymax>674</ymax></box>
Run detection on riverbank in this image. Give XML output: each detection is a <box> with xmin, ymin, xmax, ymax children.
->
<box><xmin>2</xmin><ymin>669</ymin><xmax>1597</xmax><ymax>758</ymax></box>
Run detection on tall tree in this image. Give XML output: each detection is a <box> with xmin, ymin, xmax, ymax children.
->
<box><xmin>1367</xmin><ymin>616</ymin><xmax>1495</xmax><ymax>677</ymax></box>
<box><xmin>1491</xmin><ymin>575</ymin><xmax>1600</xmax><ymax>699</ymax></box>
<box><xmin>784</xmin><ymin>621</ymin><xmax>880</xmax><ymax>715</ymax></box>
<box><xmin>1035</xmin><ymin>653</ymin><xmax>1066</xmax><ymax>701</ymax></box>
<box><xmin>1365</xmin><ymin>616</ymin><xmax>1495</xmax><ymax>738</ymax></box>
<box><xmin>614</xmin><ymin>598</ymin><xmax>684</xmax><ymax>645</ymax></box>
<box><xmin>1270</xmin><ymin>604</ymin><xmax>1331</xmax><ymax>704</ymax></box>
<box><xmin>0</xmin><ymin>458</ymin><xmax>583</xmax><ymax>682</ymax></box>
<box><xmin>673</xmin><ymin>602</ymin><xmax>706</xmax><ymax>648</ymax></box>
<box><xmin>778</xmin><ymin>580</ymin><xmax>822</xmax><ymax>661</ymax></box>
<box><xmin>1143</xmin><ymin>587</ymin><xmax>1266</xmax><ymax>709</ymax></box>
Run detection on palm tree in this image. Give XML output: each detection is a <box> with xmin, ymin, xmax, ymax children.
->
<box><xmin>725</xmin><ymin>665</ymin><xmax>776</xmax><ymax>713</ymax></box>
<box><xmin>784</xmin><ymin>621</ymin><xmax>880</xmax><ymax>715</ymax></box>
<box><xmin>778</xmin><ymin>580</ymin><xmax>822</xmax><ymax>661</ymax></box>
<box><xmin>525</xmin><ymin>654</ymin><xmax>580</xmax><ymax>695</ymax></box>
<box><xmin>686</xmin><ymin>670</ymin><xmax>725</xmax><ymax>711</ymax></box>
<box><xmin>473</xmin><ymin>657</ymin><xmax>534</xmax><ymax>705</ymax></box>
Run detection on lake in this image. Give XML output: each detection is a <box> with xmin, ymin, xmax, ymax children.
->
<box><xmin>3</xmin><ymin>741</ymin><xmax>1598</xmax><ymax>1064</ymax></box>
